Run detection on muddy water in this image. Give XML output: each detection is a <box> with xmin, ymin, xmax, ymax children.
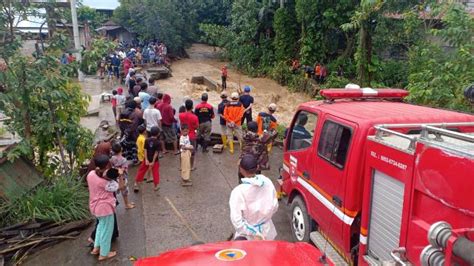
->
<box><xmin>156</xmin><ymin>44</ymin><xmax>311</xmax><ymax>126</ymax></box>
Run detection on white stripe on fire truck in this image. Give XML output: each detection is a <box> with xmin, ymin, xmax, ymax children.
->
<box><xmin>282</xmin><ymin>164</ymin><xmax>289</xmax><ymax>173</ymax></box>
<box><xmin>297</xmin><ymin>177</ymin><xmax>355</xmax><ymax>226</ymax></box>
<box><xmin>359</xmin><ymin>234</ymin><xmax>367</xmax><ymax>245</ymax></box>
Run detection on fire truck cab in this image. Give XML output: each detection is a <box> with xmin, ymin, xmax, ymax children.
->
<box><xmin>280</xmin><ymin>88</ymin><xmax>474</xmax><ymax>265</ymax></box>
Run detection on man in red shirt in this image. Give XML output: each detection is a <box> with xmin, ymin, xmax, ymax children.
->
<box><xmin>221</xmin><ymin>65</ymin><xmax>228</xmax><ymax>91</ymax></box>
<box><xmin>156</xmin><ymin>94</ymin><xmax>179</xmax><ymax>155</ymax></box>
<box><xmin>179</xmin><ymin>99</ymin><xmax>199</xmax><ymax>169</ymax></box>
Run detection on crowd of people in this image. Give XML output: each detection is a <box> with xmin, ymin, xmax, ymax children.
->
<box><xmin>93</xmin><ymin>41</ymin><xmax>170</xmax><ymax>81</ymax></box>
<box><xmin>291</xmin><ymin>59</ymin><xmax>344</xmax><ymax>84</ymax></box>
<box><xmin>85</xmin><ymin>64</ymin><xmax>281</xmax><ymax>261</ymax></box>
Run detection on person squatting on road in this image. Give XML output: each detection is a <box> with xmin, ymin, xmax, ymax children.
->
<box><xmin>87</xmin><ymin>155</ymin><xmax>119</xmax><ymax>261</ymax></box>
<box><xmin>218</xmin><ymin>92</ymin><xmax>230</xmax><ymax>150</ymax></box>
<box><xmin>238</xmin><ymin>121</ymin><xmax>277</xmax><ymax>183</ymax></box>
<box><xmin>195</xmin><ymin>93</ymin><xmax>215</xmax><ymax>153</ymax></box>
<box><xmin>229</xmin><ymin>154</ymin><xmax>279</xmax><ymax>241</ymax></box>
<box><xmin>179</xmin><ymin>124</ymin><xmax>194</xmax><ymax>186</ymax></box>
<box><xmin>134</xmin><ymin>126</ymin><xmax>161</xmax><ymax>192</ymax></box>
<box><xmin>224</xmin><ymin>92</ymin><xmax>245</xmax><ymax>154</ymax></box>
<box><xmin>239</xmin><ymin>86</ymin><xmax>254</xmax><ymax>126</ymax></box>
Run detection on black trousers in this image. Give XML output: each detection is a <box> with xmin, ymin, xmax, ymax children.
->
<box><xmin>241</xmin><ymin>110</ymin><xmax>252</xmax><ymax>125</ymax></box>
<box><xmin>221</xmin><ymin>76</ymin><xmax>227</xmax><ymax>90</ymax></box>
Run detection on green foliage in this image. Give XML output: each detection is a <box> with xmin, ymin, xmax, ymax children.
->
<box><xmin>1</xmin><ymin>177</ymin><xmax>90</xmax><ymax>227</ymax></box>
<box><xmin>273</xmin><ymin>7</ymin><xmax>299</xmax><ymax>62</ymax></box>
<box><xmin>406</xmin><ymin>3</ymin><xmax>474</xmax><ymax>112</ymax></box>
<box><xmin>321</xmin><ymin>75</ymin><xmax>351</xmax><ymax>89</ymax></box>
<box><xmin>80</xmin><ymin>37</ymin><xmax>116</xmax><ymax>74</ymax></box>
<box><xmin>276</xmin><ymin>123</ymin><xmax>287</xmax><ymax>142</ymax></box>
<box><xmin>270</xmin><ymin>61</ymin><xmax>293</xmax><ymax>86</ymax></box>
<box><xmin>373</xmin><ymin>59</ymin><xmax>408</xmax><ymax>88</ymax></box>
<box><xmin>0</xmin><ymin>32</ymin><xmax>93</xmax><ymax>176</ymax></box>
<box><xmin>114</xmin><ymin>0</ymin><xmax>232</xmax><ymax>54</ymax></box>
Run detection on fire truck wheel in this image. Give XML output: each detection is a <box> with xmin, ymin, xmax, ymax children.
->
<box><xmin>290</xmin><ymin>196</ymin><xmax>311</xmax><ymax>242</ymax></box>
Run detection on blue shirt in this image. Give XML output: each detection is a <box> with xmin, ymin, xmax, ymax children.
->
<box><xmin>139</xmin><ymin>92</ymin><xmax>151</xmax><ymax>109</ymax></box>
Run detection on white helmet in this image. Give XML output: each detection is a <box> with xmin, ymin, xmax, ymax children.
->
<box><xmin>268</xmin><ymin>103</ymin><xmax>277</xmax><ymax>111</ymax></box>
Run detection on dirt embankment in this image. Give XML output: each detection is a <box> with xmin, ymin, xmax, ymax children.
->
<box><xmin>156</xmin><ymin>44</ymin><xmax>311</xmax><ymax>126</ymax></box>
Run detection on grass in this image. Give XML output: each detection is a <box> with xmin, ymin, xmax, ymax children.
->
<box><xmin>1</xmin><ymin>177</ymin><xmax>90</xmax><ymax>227</ymax></box>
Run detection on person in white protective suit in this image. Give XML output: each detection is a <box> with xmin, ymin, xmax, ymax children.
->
<box><xmin>229</xmin><ymin>154</ymin><xmax>279</xmax><ymax>240</ymax></box>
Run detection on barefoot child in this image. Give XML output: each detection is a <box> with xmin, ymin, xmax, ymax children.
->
<box><xmin>134</xmin><ymin>126</ymin><xmax>161</xmax><ymax>192</ymax></box>
<box><xmin>110</xmin><ymin>143</ymin><xmax>135</xmax><ymax>209</ymax></box>
<box><xmin>179</xmin><ymin>124</ymin><xmax>194</xmax><ymax>186</ymax></box>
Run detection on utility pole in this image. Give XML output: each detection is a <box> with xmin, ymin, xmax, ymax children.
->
<box><xmin>70</xmin><ymin>0</ymin><xmax>84</xmax><ymax>81</ymax></box>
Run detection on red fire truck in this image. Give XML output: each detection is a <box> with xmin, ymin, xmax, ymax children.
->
<box><xmin>280</xmin><ymin>88</ymin><xmax>474</xmax><ymax>265</ymax></box>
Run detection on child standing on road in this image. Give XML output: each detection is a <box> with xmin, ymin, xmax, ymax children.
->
<box><xmin>136</xmin><ymin>125</ymin><xmax>151</xmax><ymax>182</ymax></box>
<box><xmin>134</xmin><ymin>126</ymin><xmax>161</xmax><ymax>192</ymax></box>
<box><xmin>179</xmin><ymin>125</ymin><xmax>194</xmax><ymax>186</ymax></box>
<box><xmin>110</xmin><ymin>143</ymin><xmax>135</xmax><ymax>209</ymax></box>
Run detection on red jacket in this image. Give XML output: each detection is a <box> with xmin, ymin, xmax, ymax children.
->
<box><xmin>156</xmin><ymin>94</ymin><xmax>176</xmax><ymax>126</ymax></box>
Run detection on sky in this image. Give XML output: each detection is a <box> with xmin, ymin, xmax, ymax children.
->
<box><xmin>82</xmin><ymin>0</ymin><xmax>119</xmax><ymax>10</ymax></box>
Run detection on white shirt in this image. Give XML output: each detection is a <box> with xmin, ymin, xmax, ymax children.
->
<box><xmin>143</xmin><ymin>108</ymin><xmax>162</xmax><ymax>131</ymax></box>
<box><xmin>229</xmin><ymin>175</ymin><xmax>279</xmax><ymax>240</ymax></box>
<box><xmin>179</xmin><ymin>135</ymin><xmax>192</xmax><ymax>152</ymax></box>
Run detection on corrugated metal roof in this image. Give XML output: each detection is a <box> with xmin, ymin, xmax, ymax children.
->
<box><xmin>0</xmin><ymin>156</ymin><xmax>43</xmax><ymax>201</ymax></box>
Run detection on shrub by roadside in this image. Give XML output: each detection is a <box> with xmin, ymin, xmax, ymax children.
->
<box><xmin>1</xmin><ymin>177</ymin><xmax>90</xmax><ymax>228</ymax></box>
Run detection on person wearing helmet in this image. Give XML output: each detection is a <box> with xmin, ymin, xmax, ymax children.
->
<box><xmin>229</xmin><ymin>154</ymin><xmax>279</xmax><ymax>241</ymax></box>
<box><xmin>217</xmin><ymin>92</ymin><xmax>230</xmax><ymax>149</ymax></box>
<box><xmin>239</xmin><ymin>86</ymin><xmax>254</xmax><ymax>126</ymax></box>
<box><xmin>256</xmin><ymin>103</ymin><xmax>278</xmax><ymax>152</ymax></box>
<box><xmin>194</xmin><ymin>93</ymin><xmax>215</xmax><ymax>153</ymax></box>
<box><xmin>224</xmin><ymin>92</ymin><xmax>245</xmax><ymax>154</ymax></box>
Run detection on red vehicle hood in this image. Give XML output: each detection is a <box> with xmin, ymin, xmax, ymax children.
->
<box><xmin>135</xmin><ymin>240</ymin><xmax>333</xmax><ymax>266</ymax></box>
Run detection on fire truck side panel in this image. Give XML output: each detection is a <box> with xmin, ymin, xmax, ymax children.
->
<box><xmin>404</xmin><ymin>141</ymin><xmax>474</xmax><ymax>264</ymax></box>
<box><xmin>359</xmin><ymin>139</ymin><xmax>416</xmax><ymax>264</ymax></box>
<box><xmin>313</xmin><ymin>113</ymin><xmax>363</xmax><ymax>256</ymax></box>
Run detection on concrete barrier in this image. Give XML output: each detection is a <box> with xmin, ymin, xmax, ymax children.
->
<box><xmin>190</xmin><ymin>75</ymin><xmax>219</xmax><ymax>91</ymax></box>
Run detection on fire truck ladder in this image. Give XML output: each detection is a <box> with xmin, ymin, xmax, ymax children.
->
<box><xmin>373</xmin><ymin>122</ymin><xmax>474</xmax><ymax>156</ymax></box>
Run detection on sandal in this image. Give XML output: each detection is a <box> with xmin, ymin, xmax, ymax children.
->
<box><xmin>125</xmin><ymin>203</ymin><xmax>135</xmax><ymax>209</ymax></box>
<box><xmin>90</xmin><ymin>248</ymin><xmax>100</xmax><ymax>255</ymax></box>
<box><xmin>174</xmin><ymin>151</ymin><xmax>181</xmax><ymax>155</ymax></box>
<box><xmin>98</xmin><ymin>251</ymin><xmax>117</xmax><ymax>261</ymax></box>
<box><xmin>133</xmin><ymin>185</ymin><xmax>139</xmax><ymax>193</ymax></box>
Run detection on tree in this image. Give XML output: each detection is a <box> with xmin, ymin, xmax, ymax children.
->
<box><xmin>273</xmin><ymin>6</ymin><xmax>299</xmax><ymax>62</ymax></box>
<box><xmin>406</xmin><ymin>3</ymin><xmax>474</xmax><ymax>112</ymax></box>
<box><xmin>0</xmin><ymin>2</ymin><xmax>93</xmax><ymax>176</ymax></box>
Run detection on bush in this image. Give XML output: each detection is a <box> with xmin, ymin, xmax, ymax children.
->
<box><xmin>374</xmin><ymin>59</ymin><xmax>408</xmax><ymax>88</ymax></box>
<box><xmin>321</xmin><ymin>75</ymin><xmax>351</xmax><ymax>89</ymax></box>
<box><xmin>270</xmin><ymin>61</ymin><xmax>293</xmax><ymax>86</ymax></box>
<box><xmin>1</xmin><ymin>177</ymin><xmax>90</xmax><ymax>227</ymax></box>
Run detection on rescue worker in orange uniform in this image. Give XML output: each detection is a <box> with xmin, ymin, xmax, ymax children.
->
<box><xmin>224</xmin><ymin>92</ymin><xmax>245</xmax><ymax>154</ymax></box>
<box><xmin>256</xmin><ymin>103</ymin><xmax>278</xmax><ymax>152</ymax></box>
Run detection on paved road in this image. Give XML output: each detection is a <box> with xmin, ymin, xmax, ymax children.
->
<box><xmin>24</xmin><ymin>80</ymin><xmax>293</xmax><ymax>266</ymax></box>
